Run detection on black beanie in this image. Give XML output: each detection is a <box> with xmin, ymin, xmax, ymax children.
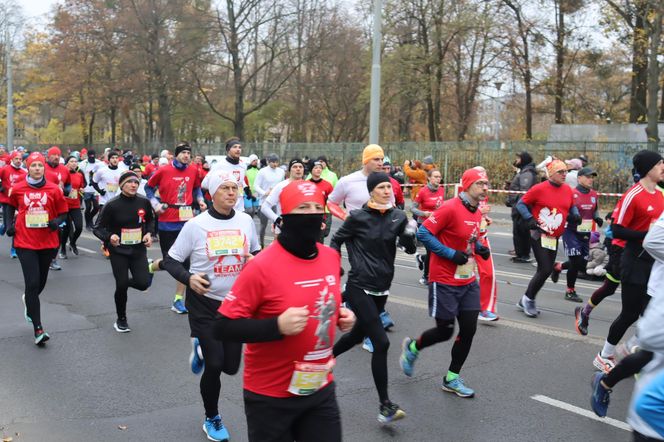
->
<box><xmin>518</xmin><ymin>151</ymin><xmax>533</xmax><ymax>165</ymax></box>
<box><xmin>119</xmin><ymin>170</ymin><xmax>140</xmax><ymax>189</ymax></box>
<box><xmin>225</xmin><ymin>139</ymin><xmax>241</xmax><ymax>152</ymax></box>
<box><xmin>175</xmin><ymin>142</ymin><xmax>191</xmax><ymax>157</ymax></box>
<box><xmin>288</xmin><ymin>158</ymin><xmax>304</xmax><ymax>171</ymax></box>
<box><xmin>633</xmin><ymin>150</ymin><xmax>662</xmax><ymax>179</ymax></box>
<box><xmin>367</xmin><ymin>172</ymin><xmax>391</xmax><ymax>193</ymax></box>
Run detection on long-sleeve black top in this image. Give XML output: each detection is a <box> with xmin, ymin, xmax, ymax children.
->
<box><xmin>93</xmin><ymin>193</ymin><xmax>155</xmax><ymax>248</ymax></box>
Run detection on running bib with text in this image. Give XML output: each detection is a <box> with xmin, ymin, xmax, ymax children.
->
<box><xmin>577</xmin><ymin>219</ymin><xmax>593</xmax><ymax>233</ymax></box>
<box><xmin>287</xmin><ymin>359</ymin><xmax>334</xmax><ymax>396</ymax></box>
<box><xmin>454</xmin><ymin>257</ymin><xmax>475</xmax><ymax>280</ymax></box>
<box><xmin>541</xmin><ymin>235</ymin><xmax>557</xmax><ymax>250</ymax></box>
<box><xmin>120</xmin><ymin>228</ymin><xmax>142</xmax><ymax>245</ymax></box>
<box><xmin>206</xmin><ymin>230</ymin><xmax>244</xmax><ymax>258</ymax></box>
<box><xmin>178</xmin><ymin>206</ymin><xmax>194</xmax><ymax>221</ymax></box>
<box><xmin>25</xmin><ymin>209</ymin><xmax>48</xmax><ymax>228</ymax></box>
<box><xmin>106</xmin><ymin>183</ymin><xmax>118</xmax><ymax>193</ymax></box>
<box><xmin>68</xmin><ymin>189</ymin><xmax>78</xmax><ymax>199</ymax></box>
<box><xmin>480</xmin><ymin>218</ymin><xmax>488</xmax><ymax>234</ymax></box>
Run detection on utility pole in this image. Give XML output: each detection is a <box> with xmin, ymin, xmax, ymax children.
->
<box><xmin>368</xmin><ymin>0</ymin><xmax>382</xmax><ymax>145</ymax></box>
<box><xmin>5</xmin><ymin>25</ymin><xmax>13</xmax><ymax>150</ymax></box>
<box><xmin>493</xmin><ymin>81</ymin><xmax>503</xmax><ymax>141</ymax></box>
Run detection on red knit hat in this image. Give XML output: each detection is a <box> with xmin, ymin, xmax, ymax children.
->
<box><xmin>461</xmin><ymin>168</ymin><xmax>489</xmax><ymax>191</ymax></box>
<box><xmin>279</xmin><ymin>181</ymin><xmax>325</xmax><ymax>214</ymax></box>
<box><xmin>26</xmin><ymin>152</ymin><xmax>46</xmax><ymax>168</ymax></box>
<box><xmin>47</xmin><ymin>146</ymin><xmax>61</xmax><ymax>157</ymax></box>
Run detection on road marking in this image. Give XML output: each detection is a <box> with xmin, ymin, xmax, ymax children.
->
<box><xmin>530</xmin><ymin>395</ymin><xmax>631</xmax><ymax>432</ymax></box>
<box><xmin>76</xmin><ymin>246</ymin><xmax>97</xmax><ymax>254</ymax></box>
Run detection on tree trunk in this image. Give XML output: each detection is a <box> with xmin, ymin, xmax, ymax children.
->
<box><xmin>157</xmin><ymin>87</ymin><xmax>174</xmax><ymax>145</ymax></box>
<box><xmin>554</xmin><ymin>0</ymin><xmax>564</xmax><ymax>124</ymax></box>
<box><xmin>88</xmin><ymin>112</ymin><xmax>95</xmax><ymax>145</ymax></box>
<box><xmin>630</xmin><ymin>4</ymin><xmax>649</xmax><ymax>123</ymax></box>
<box><xmin>645</xmin><ymin>2</ymin><xmax>662</xmax><ymax>145</ymax></box>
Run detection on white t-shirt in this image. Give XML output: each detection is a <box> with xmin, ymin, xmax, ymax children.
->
<box><xmin>79</xmin><ymin>159</ymin><xmax>103</xmax><ymax>193</ymax></box>
<box><xmin>93</xmin><ymin>166</ymin><xmax>124</xmax><ymax>205</ymax></box>
<box><xmin>203</xmin><ymin>158</ymin><xmax>247</xmax><ymax>212</ymax></box>
<box><xmin>168</xmin><ymin>210</ymin><xmax>260</xmax><ymax>301</ymax></box>
<box><xmin>254</xmin><ymin>166</ymin><xmax>285</xmax><ymax>204</ymax></box>
<box><xmin>260</xmin><ymin>179</ymin><xmax>293</xmax><ymax>222</ymax></box>
<box><xmin>328</xmin><ymin>170</ymin><xmax>395</xmax><ymax>212</ymax></box>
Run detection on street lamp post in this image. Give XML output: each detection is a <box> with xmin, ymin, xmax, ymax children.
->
<box><xmin>369</xmin><ymin>0</ymin><xmax>382</xmax><ymax>145</ymax></box>
<box><xmin>493</xmin><ymin>81</ymin><xmax>503</xmax><ymax>142</ymax></box>
<box><xmin>5</xmin><ymin>26</ymin><xmax>13</xmax><ymax>150</ymax></box>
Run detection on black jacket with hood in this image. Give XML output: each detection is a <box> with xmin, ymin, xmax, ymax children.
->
<box><xmin>506</xmin><ymin>151</ymin><xmax>537</xmax><ymax>212</ymax></box>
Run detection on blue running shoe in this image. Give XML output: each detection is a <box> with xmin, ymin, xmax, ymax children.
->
<box><xmin>190</xmin><ymin>337</ymin><xmax>205</xmax><ymax>374</ymax></box>
<box><xmin>380</xmin><ymin>311</ymin><xmax>395</xmax><ymax>330</ymax></box>
<box><xmin>590</xmin><ymin>372</ymin><xmax>611</xmax><ymax>417</ymax></box>
<box><xmin>362</xmin><ymin>337</ymin><xmax>374</xmax><ymax>353</ymax></box>
<box><xmin>442</xmin><ymin>377</ymin><xmax>475</xmax><ymax>398</ymax></box>
<box><xmin>377</xmin><ymin>401</ymin><xmax>406</xmax><ymax>424</ymax></box>
<box><xmin>478</xmin><ymin>310</ymin><xmax>499</xmax><ymax>322</ymax></box>
<box><xmin>10</xmin><ymin>247</ymin><xmax>17</xmax><ymax>259</ymax></box>
<box><xmin>400</xmin><ymin>337</ymin><xmax>418</xmax><ymax>377</ymax></box>
<box><xmin>0</xmin><ymin>224</ymin><xmax>5</xmax><ymax>236</ymax></box>
<box><xmin>171</xmin><ymin>299</ymin><xmax>188</xmax><ymax>314</ymax></box>
<box><xmin>22</xmin><ymin>294</ymin><xmax>32</xmax><ymax>323</ymax></box>
<box><xmin>203</xmin><ymin>415</ymin><xmax>229</xmax><ymax>442</ymax></box>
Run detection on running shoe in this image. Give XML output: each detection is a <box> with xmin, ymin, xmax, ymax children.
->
<box><xmin>145</xmin><ymin>259</ymin><xmax>155</xmax><ymax>289</ymax></box>
<box><xmin>380</xmin><ymin>311</ymin><xmax>395</xmax><ymax>330</ymax></box>
<box><xmin>34</xmin><ymin>327</ymin><xmax>50</xmax><ymax>345</ymax></box>
<box><xmin>550</xmin><ymin>262</ymin><xmax>562</xmax><ymax>283</ymax></box>
<box><xmin>190</xmin><ymin>337</ymin><xmax>205</xmax><ymax>374</ymax></box>
<box><xmin>203</xmin><ymin>415</ymin><xmax>229</xmax><ymax>442</ymax></box>
<box><xmin>58</xmin><ymin>250</ymin><xmax>67</xmax><ymax>260</ymax></box>
<box><xmin>10</xmin><ymin>247</ymin><xmax>17</xmax><ymax>259</ymax></box>
<box><xmin>416</xmin><ymin>254</ymin><xmax>424</xmax><ymax>270</ymax></box>
<box><xmin>593</xmin><ymin>352</ymin><xmax>616</xmax><ymax>374</ymax></box>
<box><xmin>22</xmin><ymin>294</ymin><xmax>32</xmax><ymax>323</ymax></box>
<box><xmin>377</xmin><ymin>402</ymin><xmax>406</xmax><ymax>424</ymax></box>
<box><xmin>564</xmin><ymin>289</ymin><xmax>583</xmax><ymax>303</ymax></box>
<box><xmin>478</xmin><ymin>310</ymin><xmax>499</xmax><ymax>322</ymax></box>
<box><xmin>574</xmin><ymin>306</ymin><xmax>589</xmax><ymax>336</ymax></box>
<box><xmin>510</xmin><ymin>256</ymin><xmax>532</xmax><ymax>263</ymax></box>
<box><xmin>590</xmin><ymin>372</ymin><xmax>611</xmax><ymax>417</ymax></box>
<box><xmin>362</xmin><ymin>337</ymin><xmax>374</xmax><ymax>353</ymax></box>
<box><xmin>400</xmin><ymin>337</ymin><xmax>418</xmax><ymax>377</ymax></box>
<box><xmin>49</xmin><ymin>260</ymin><xmax>62</xmax><ymax>271</ymax></box>
<box><xmin>171</xmin><ymin>299</ymin><xmax>188</xmax><ymax>314</ymax></box>
<box><xmin>0</xmin><ymin>224</ymin><xmax>5</xmax><ymax>235</ymax></box>
<box><xmin>69</xmin><ymin>243</ymin><xmax>79</xmax><ymax>255</ymax></box>
<box><xmin>441</xmin><ymin>377</ymin><xmax>475</xmax><ymax>398</ymax></box>
<box><xmin>114</xmin><ymin>317</ymin><xmax>131</xmax><ymax>333</ymax></box>
<box><xmin>418</xmin><ymin>277</ymin><xmax>427</xmax><ymax>285</ymax></box>
<box><xmin>517</xmin><ymin>297</ymin><xmax>538</xmax><ymax>318</ymax></box>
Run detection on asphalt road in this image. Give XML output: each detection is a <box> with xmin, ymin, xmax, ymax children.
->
<box><xmin>0</xmin><ymin>208</ymin><xmax>635</xmax><ymax>442</ymax></box>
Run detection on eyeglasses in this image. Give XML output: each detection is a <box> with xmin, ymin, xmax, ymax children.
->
<box><xmin>555</xmin><ymin>170</ymin><xmax>568</xmax><ymax>175</ymax></box>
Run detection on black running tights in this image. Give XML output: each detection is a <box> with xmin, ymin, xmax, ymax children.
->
<box><xmin>416</xmin><ymin>310</ymin><xmax>479</xmax><ymax>374</ymax></box>
<box><xmin>199</xmin><ymin>336</ymin><xmax>242</xmax><ymax>418</ymax></box>
<box><xmin>590</xmin><ymin>279</ymin><xmax>620</xmax><ymax>307</ymax></box>
<box><xmin>525</xmin><ymin>237</ymin><xmax>557</xmax><ymax>300</ymax></box>
<box><xmin>562</xmin><ymin>255</ymin><xmax>587</xmax><ymax>289</ymax></box>
<box><xmin>604</xmin><ymin>350</ymin><xmax>654</xmax><ymax>389</ymax></box>
<box><xmin>61</xmin><ymin>208</ymin><xmax>83</xmax><ymax>250</ymax></box>
<box><xmin>333</xmin><ymin>284</ymin><xmax>390</xmax><ymax>403</ymax></box>
<box><xmin>84</xmin><ymin>195</ymin><xmax>99</xmax><ymax>227</ymax></box>
<box><xmin>16</xmin><ymin>247</ymin><xmax>58</xmax><ymax>330</ymax></box>
<box><xmin>607</xmin><ymin>282</ymin><xmax>650</xmax><ymax>346</ymax></box>
<box><xmin>109</xmin><ymin>247</ymin><xmax>151</xmax><ymax>319</ymax></box>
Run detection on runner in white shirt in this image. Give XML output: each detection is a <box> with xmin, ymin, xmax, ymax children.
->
<box><xmin>328</xmin><ymin>144</ymin><xmax>392</xmax><ymax>220</ymax></box>
<box><xmin>203</xmin><ymin>138</ymin><xmax>250</xmax><ymax>212</ymax></box>
<box><xmin>254</xmin><ymin>154</ymin><xmax>286</xmax><ymax>247</ymax></box>
<box><xmin>260</xmin><ymin>159</ymin><xmax>305</xmax><ymax>224</ymax></box>
<box><xmin>162</xmin><ymin>170</ymin><xmax>260</xmax><ymax>442</ymax></box>
<box><xmin>78</xmin><ymin>149</ymin><xmax>103</xmax><ymax>230</ymax></box>
<box><xmin>92</xmin><ymin>151</ymin><xmax>124</xmax><ymax>208</ymax></box>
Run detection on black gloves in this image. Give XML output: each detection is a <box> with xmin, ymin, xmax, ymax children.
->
<box><xmin>594</xmin><ymin>217</ymin><xmax>604</xmax><ymax>228</ymax></box>
<box><xmin>451</xmin><ymin>251</ymin><xmax>469</xmax><ymax>265</ymax></box>
<box><xmin>47</xmin><ymin>220</ymin><xmax>59</xmax><ymax>231</ymax></box>
<box><xmin>6</xmin><ymin>226</ymin><xmax>15</xmax><ymax>237</ymax></box>
<box><xmin>99</xmin><ymin>189</ymin><xmax>106</xmax><ymax>196</ymax></box>
<box><xmin>475</xmin><ymin>244</ymin><xmax>491</xmax><ymax>260</ymax></box>
<box><xmin>567</xmin><ymin>213</ymin><xmax>582</xmax><ymax>226</ymax></box>
<box><xmin>526</xmin><ymin>217</ymin><xmax>539</xmax><ymax>230</ymax></box>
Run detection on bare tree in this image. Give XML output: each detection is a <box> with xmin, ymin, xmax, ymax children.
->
<box><xmin>645</xmin><ymin>0</ymin><xmax>662</xmax><ymax>144</ymax></box>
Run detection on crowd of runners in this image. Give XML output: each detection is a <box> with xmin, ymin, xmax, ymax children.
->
<box><xmin>0</xmin><ymin>140</ymin><xmax>663</xmax><ymax>442</ymax></box>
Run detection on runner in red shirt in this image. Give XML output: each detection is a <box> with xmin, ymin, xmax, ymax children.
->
<box><xmin>143</xmin><ymin>154</ymin><xmax>160</xmax><ymax>179</ymax></box>
<box><xmin>0</xmin><ymin>151</ymin><xmax>27</xmax><ymax>258</ymax></box>
<box><xmin>215</xmin><ymin>181</ymin><xmax>355</xmax><ymax>442</ymax></box>
<box><xmin>6</xmin><ymin>152</ymin><xmax>68</xmax><ymax>346</ymax></box>
<box><xmin>59</xmin><ymin>155</ymin><xmax>87</xmax><ymax>258</ymax></box>
<box><xmin>514</xmin><ymin>159</ymin><xmax>576</xmax><ymax>317</ymax></box>
<box><xmin>44</xmin><ymin>146</ymin><xmax>71</xmax><ymax>190</ymax></box>
<box><xmin>411</xmin><ymin>168</ymin><xmax>444</xmax><ymax>284</ymax></box>
<box><xmin>400</xmin><ymin>168</ymin><xmax>491</xmax><ymax>398</ymax></box>
<box><xmin>308</xmin><ymin>160</ymin><xmax>334</xmax><ymax>244</ymax></box>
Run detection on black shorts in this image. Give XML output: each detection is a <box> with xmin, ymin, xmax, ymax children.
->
<box><xmin>428</xmin><ymin>281</ymin><xmax>480</xmax><ymax>320</ymax></box>
<box><xmin>243</xmin><ymin>382</ymin><xmax>341</xmax><ymax>442</ymax></box>
<box><xmin>158</xmin><ymin>228</ymin><xmax>181</xmax><ymax>258</ymax></box>
<box><xmin>606</xmin><ymin>244</ymin><xmax>624</xmax><ymax>282</ymax></box>
<box><xmin>185</xmin><ymin>287</ymin><xmax>222</xmax><ymax>340</ymax></box>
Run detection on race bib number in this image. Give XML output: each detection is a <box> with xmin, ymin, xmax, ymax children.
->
<box><xmin>178</xmin><ymin>206</ymin><xmax>194</xmax><ymax>221</ymax></box>
<box><xmin>106</xmin><ymin>183</ymin><xmax>118</xmax><ymax>193</ymax></box>
<box><xmin>25</xmin><ymin>209</ymin><xmax>48</xmax><ymax>228</ymax></box>
<box><xmin>454</xmin><ymin>257</ymin><xmax>475</xmax><ymax>280</ymax></box>
<box><xmin>287</xmin><ymin>359</ymin><xmax>335</xmax><ymax>396</ymax></box>
<box><xmin>206</xmin><ymin>230</ymin><xmax>244</xmax><ymax>258</ymax></box>
<box><xmin>577</xmin><ymin>219</ymin><xmax>593</xmax><ymax>233</ymax></box>
<box><xmin>120</xmin><ymin>228</ymin><xmax>142</xmax><ymax>245</ymax></box>
<box><xmin>480</xmin><ymin>218</ymin><xmax>488</xmax><ymax>234</ymax></box>
<box><xmin>541</xmin><ymin>235</ymin><xmax>557</xmax><ymax>250</ymax></box>
<box><xmin>68</xmin><ymin>189</ymin><xmax>78</xmax><ymax>199</ymax></box>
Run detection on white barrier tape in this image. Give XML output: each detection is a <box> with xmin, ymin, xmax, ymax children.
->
<box><xmin>399</xmin><ymin>182</ymin><xmax>623</xmax><ymax>198</ymax></box>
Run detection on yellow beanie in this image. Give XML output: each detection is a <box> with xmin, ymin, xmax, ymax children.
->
<box><xmin>362</xmin><ymin>144</ymin><xmax>384</xmax><ymax>165</ymax></box>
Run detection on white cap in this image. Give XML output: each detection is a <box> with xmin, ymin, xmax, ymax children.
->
<box><xmin>207</xmin><ymin>171</ymin><xmax>239</xmax><ymax>196</ymax></box>
<box><xmin>158</xmin><ymin>157</ymin><xmax>168</xmax><ymax>166</ymax></box>
<box><xmin>248</xmin><ymin>154</ymin><xmax>258</xmax><ymax>163</ymax></box>
<box><xmin>160</xmin><ymin>149</ymin><xmax>170</xmax><ymax>158</ymax></box>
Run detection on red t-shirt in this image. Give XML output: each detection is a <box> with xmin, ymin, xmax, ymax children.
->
<box><xmin>0</xmin><ymin>154</ymin><xmax>9</xmax><ymax>167</ymax></box>
<box><xmin>389</xmin><ymin>177</ymin><xmax>405</xmax><ymax>207</ymax></box>
<box><xmin>422</xmin><ymin>197</ymin><xmax>482</xmax><ymax>286</ymax></box>
<box><xmin>44</xmin><ymin>163</ymin><xmax>71</xmax><ymax>187</ymax></box>
<box><xmin>219</xmin><ymin>241</ymin><xmax>341</xmax><ymax>398</ymax></box>
<box><xmin>147</xmin><ymin>164</ymin><xmax>201</xmax><ymax>223</ymax></box>
<box><xmin>614</xmin><ymin>182</ymin><xmax>664</xmax><ymax>241</ymax></box>
<box><xmin>520</xmin><ymin>181</ymin><xmax>574</xmax><ymax>238</ymax></box>
<box><xmin>9</xmin><ymin>180</ymin><xmax>68</xmax><ymax>250</ymax></box>
<box><xmin>414</xmin><ymin>185</ymin><xmax>445</xmax><ymax>222</ymax></box>
<box><xmin>143</xmin><ymin>162</ymin><xmax>158</xmax><ymax>179</ymax></box>
<box><xmin>65</xmin><ymin>170</ymin><xmax>86</xmax><ymax>209</ymax></box>
<box><xmin>309</xmin><ymin>178</ymin><xmax>334</xmax><ymax>204</ymax></box>
<box><xmin>0</xmin><ymin>165</ymin><xmax>27</xmax><ymax>204</ymax></box>
<box><xmin>610</xmin><ymin>201</ymin><xmax>626</xmax><ymax>248</ymax></box>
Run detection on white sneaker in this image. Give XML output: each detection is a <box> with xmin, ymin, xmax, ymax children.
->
<box><xmin>593</xmin><ymin>352</ymin><xmax>616</xmax><ymax>374</ymax></box>
<box><xmin>418</xmin><ymin>277</ymin><xmax>427</xmax><ymax>285</ymax></box>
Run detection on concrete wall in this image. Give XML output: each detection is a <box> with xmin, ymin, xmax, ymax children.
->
<box><xmin>548</xmin><ymin>124</ymin><xmax>664</xmax><ymax>142</ymax></box>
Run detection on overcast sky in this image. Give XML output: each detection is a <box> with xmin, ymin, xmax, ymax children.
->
<box><xmin>17</xmin><ymin>0</ymin><xmax>61</xmax><ymax>26</ymax></box>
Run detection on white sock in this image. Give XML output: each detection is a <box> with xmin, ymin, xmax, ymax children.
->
<box><xmin>601</xmin><ymin>342</ymin><xmax>615</xmax><ymax>358</ymax></box>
